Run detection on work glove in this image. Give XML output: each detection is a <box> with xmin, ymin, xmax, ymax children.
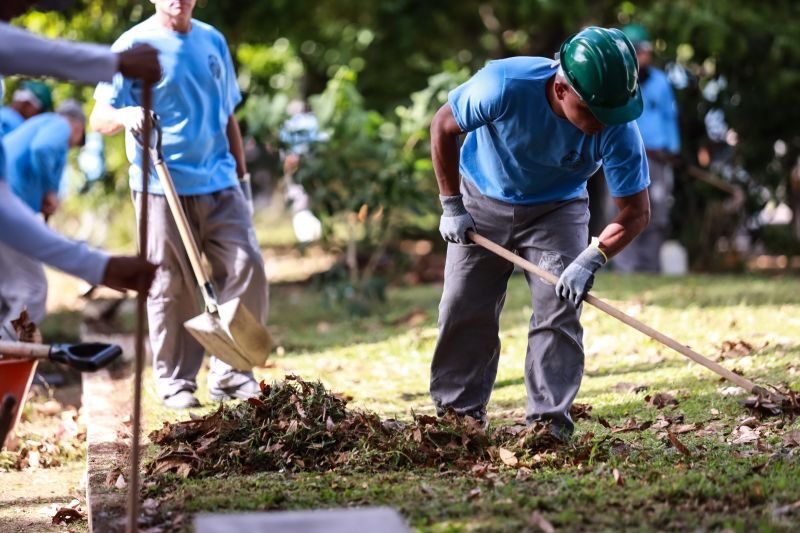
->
<box><xmin>293</xmin><ymin>209</ymin><xmax>323</xmax><ymax>243</ymax></box>
<box><xmin>439</xmin><ymin>194</ymin><xmax>476</xmax><ymax>244</ymax></box>
<box><xmin>239</xmin><ymin>173</ymin><xmax>254</xmax><ymax>216</ymax></box>
<box><xmin>555</xmin><ymin>240</ymin><xmax>607</xmax><ymax>306</ymax></box>
<box><xmin>119</xmin><ymin>106</ymin><xmax>156</xmax><ymax>136</ymax></box>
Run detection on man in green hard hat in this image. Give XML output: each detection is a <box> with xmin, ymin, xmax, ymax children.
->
<box><xmin>0</xmin><ymin>80</ymin><xmax>53</xmax><ymax>134</ymax></box>
<box><xmin>429</xmin><ymin>27</ymin><xmax>651</xmax><ymax>440</ymax></box>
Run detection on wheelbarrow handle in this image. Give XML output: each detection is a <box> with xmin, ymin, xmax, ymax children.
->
<box><xmin>49</xmin><ymin>343</ymin><xmax>123</xmax><ymax>372</ymax></box>
<box><xmin>0</xmin><ymin>340</ymin><xmax>122</xmax><ymax>372</ymax></box>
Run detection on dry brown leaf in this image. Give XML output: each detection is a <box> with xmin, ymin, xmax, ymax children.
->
<box><xmin>672</xmin><ymin>424</ymin><xmax>698</xmax><ymax>434</ymax></box>
<box><xmin>718</xmin><ymin>339</ymin><xmax>754</xmax><ymax>359</ymax></box>
<box><xmin>467</xmin><ymin>487</ymin><xmax>481</xmax><ymax>500</ymax></box>
<box><xmin>782</xmin><ymin>430</ymin><xmax>800</xmax><ymax>448</ymax></box>
<box><xmin>647</xmin><ymin>392</ymin><xmax>679</xmax><ymax>409</ymax></box>
<box><xmin>51</xmin><ymin>507</ymin><xmax>84</xmax><ymax>525</ymax></box>
<box><xmin>667</xmin><ymin>431</ymin><xmax>692</xmax><ymax>457</ymax></box>
<box><xmin>357</xmin><ymin>204</ymin><xmax>369</xmax><ymax>223</ymax></box>
<box><xmin>498</xmin><ymin>447</ymin><xmax>518</xmax><ymax>467</ymax></box>
<box><xmin>530</xmin><ymin>510</ymin><xmax>556</xmax><ymax>533</ymax></box>
<box><xmin>569</xmin><ymin>403</ymin><xmax>593</xmax><ymax>420</ymax></box>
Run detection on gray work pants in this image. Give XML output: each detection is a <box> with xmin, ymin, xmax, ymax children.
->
<box><xmin>133</xmin><ymin>187</ymin><xmax>269</xmax><ymax>399</ymax></box>
<box><xmin>613</xmin><ymin>156</ymin><xmax>673</xmax><ymax>273</ymax></box>
<box><xmin>431</xmin><ymin>179</ymin><xmax>589</xmax><ymax>437</ymax></box>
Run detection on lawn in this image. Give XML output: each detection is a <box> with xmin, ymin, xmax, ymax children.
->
<box><xmin>142</xmin><ymin>272</ymin><xmax>800</xmax><ymax>532</ymax></box>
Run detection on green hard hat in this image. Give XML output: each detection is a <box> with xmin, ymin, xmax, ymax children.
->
<box><xmin>622</xmin><ymin>24</ymin><xmax>652</xmax><ymax>49</ymax></box>
<box><xmin>559</xmin><ymin>27</ymin><xmax>643</xmax><ymax>126</ymax></box>
<box><xmin>18</xmin><ymin>80</ymin><xmax>53</xmax><ymax>112</ymax></box>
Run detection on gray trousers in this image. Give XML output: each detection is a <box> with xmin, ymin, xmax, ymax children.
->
<box><xmin>133</xmin><ymin>187</ymin><xmax>269</xmax><ymax>399</ymax></box>
<box><xmin>431</xmin><ymin>179</ymin><xmax>589</xmax><ymax>436</ymax></box>
<box><xmin>0</xmin><ymin>240</ymin><xmax>48</xmax><ymax>326</ymax></box>
<box><xmin>613</xmin><ymin>156</ymin><xmax>673</xmax><ymax>273</ymax></box>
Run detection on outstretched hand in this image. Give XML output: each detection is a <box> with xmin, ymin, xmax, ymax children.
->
<box><xmin>117</xmin><ymin>44</ymin><xmax>161</xmax><ymax>83</ymax></box>
<box><xmin>101</xmin><ymin>256</ymin><xmax>158</xmax><ymax>294</ymax></box>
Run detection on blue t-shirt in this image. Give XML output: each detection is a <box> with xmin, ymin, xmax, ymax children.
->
<box><xmin>0</xmin><ymin>106</ymin><xmax>24</xmax><ymax>136</ymax></box>
<box><xmin>448</xmin><ymin>57</ymin><xmax>649</xmax><ymax>204</ymax></box>
<box><xmin>94</xmin><ymin>17</ymin><xmax>242</xmax><ymax>195</ymax></box>
<box><xmin>3</xmin><ymin>112</ymin><xmax>70</xmax><ymax>211</ymax></box>
<box><xmin>636</xmin><ymin>67</ymin><xmax>680</xmax><ymax>153</ymax></box>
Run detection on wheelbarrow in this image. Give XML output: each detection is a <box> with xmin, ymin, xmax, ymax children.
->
<box><xmin>0</xmin><ymin>340</ymin><xmax>122</xmax><ymax>447</ymax></box>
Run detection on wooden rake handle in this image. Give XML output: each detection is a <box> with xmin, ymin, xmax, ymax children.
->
<box><xmin>467</xmin><ymin>231</ymin><xmax>772</xmax><ymax>397</ymax></box>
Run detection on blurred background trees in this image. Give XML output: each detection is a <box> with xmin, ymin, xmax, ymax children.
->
<box><xmin>9</xmin><ymin>0</ymin><xmax>800</xmax><ymax>272</ymax></box>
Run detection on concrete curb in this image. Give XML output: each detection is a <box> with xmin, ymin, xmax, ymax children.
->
<box><xmin>83</xmin><ymin>367</ymin><xmax>132</xmax><ymax>533</ymax></box>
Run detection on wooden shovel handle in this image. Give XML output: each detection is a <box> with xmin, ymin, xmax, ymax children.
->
<box><xmin>467</xmin><ymin>231</ymin><xmax>771</xmax><ymax>397</ymax></box>
<box><xmin>0</xmin><ymin>340</ymin><xmax>50</xmax><ymax>359</ymax></box>
<box><xmin>153</xmin><ymin>160</ymin><xmax>216</xmax><ymax>311</ymax></box>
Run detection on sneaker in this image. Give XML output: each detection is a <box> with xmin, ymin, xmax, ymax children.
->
<box><xmin>208</xmin><ymin>376</ymin><xmax>260</xmax><ymax>401</ymax></box>
<box><xmin>163</xmin><ymin>390</ymin><xmax>201</xmax><ymax>409</ymax></box>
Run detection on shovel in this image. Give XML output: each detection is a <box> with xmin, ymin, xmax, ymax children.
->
<box><xmin>467</xmin><ymin>231</ymin><xmax>787</xmax><ymax>403</ymax></box>
<box><xmin>138</xmin><ymin>120</ymin><xmax>272</xmax><ymax>371</ymax></box>
<box><xmin>0</xmin><ymin>340</ymin><xmax>122</xmax><ymax>371</ymax></box>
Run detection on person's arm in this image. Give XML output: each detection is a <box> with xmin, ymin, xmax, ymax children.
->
<box><xmin>430</xmin><ymin>103</ymin><xmax>463</xmax><ymax>196</ymax></box>
<box><xmin>0</xmin><ymin>181</ymin><xmax>156</xmax><ymax>291</ymax></box>
<box><xmin>89</xmin><ymin>101</ymin><xmax>127</xmax><ymax>136</ymax></box>
<box><xmin>556</xmin><ymin>123</ymin><xmax>650</xmax><ymax>305</ymax></box>
<box><xmin>0</xmin><ymin>22</ymin><xmax>159</xmax><ymax>85</ymax></box>
<box><xmin>0</xmin><ymin>180</ymin><xmax>108</xmax><ymax>283</ymax></box>
<box><xmin>226</xmin><ymin>114</ymin><xmax>247</xmax><ymax>178</ymax></box>
<box><xmin>0</xmin><ymin>22</ymin><xmax>116</xmax><ymax>82</ymax></box>
<box><xmin>597</xmin><ymin>189</ymin><xmax>651</xmax><ymax>258</ymax></box>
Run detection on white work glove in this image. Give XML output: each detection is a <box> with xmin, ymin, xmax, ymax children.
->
<box><xmin>439</xmin><ymin>194</ymin><xmax>476</xmax><ymax>244</ymax></box>
<box><xmin>118</xmin><ymin>106</ymin><xmax>150</xmax><ymax>135</ymax></box>
<box><xmin>293</xmin><ymin>209</ymin><xmax>322</xmax><ymax>243</ymax></box>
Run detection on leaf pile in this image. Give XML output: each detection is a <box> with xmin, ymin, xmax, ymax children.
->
<box><xmin>740</xmin><ymin>387</ymin><xmax>800</xmax><ymax>419</ymax></box>
<box><xmin>0</xmin><ymin>406</ymin><xmax>85</xmax><ymax>471</ymax></box>
<box><xmin>147</xmin><ymin>376</ymin><xmax>595</xmax><ymax>480</ymax></box>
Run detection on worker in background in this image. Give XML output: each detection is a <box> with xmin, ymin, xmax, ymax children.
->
<box><xmin>0</xmin><ymin>79</ymin><xmax>52</xmax><ymax>134</ymax></box>
<box><xmin>280</xmin><ymin>99</ymin><xmax>324</xmax><ymax>243</ymax></box>
<box><xmin>0</xmin><ymin>100</ymin><xmax>88</xmax><ymax>325</ymax></box>
<box><xmin>612</xmin><ymin>23</ymin><xmax>681</xmax><ymax>273</ymax></box>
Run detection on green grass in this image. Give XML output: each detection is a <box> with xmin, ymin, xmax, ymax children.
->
<box><xmin>143</xmin><ymin>272</ymin><xmax>800</xmax><ymax>531</ymax></box>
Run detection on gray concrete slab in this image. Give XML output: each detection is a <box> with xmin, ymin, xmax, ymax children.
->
<box><xmin>194</xmin><ymin>507</ymin><xmax>410</xmax><ymax>533</ymax></box>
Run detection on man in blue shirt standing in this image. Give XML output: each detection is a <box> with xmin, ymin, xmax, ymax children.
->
<box><xmin>91</xmin><ymin>0</ymin><xmax>267</xmax><ymax>409</ymax></box>
<box><xmin>0</xmin><ymin>99</ymin><xmax>88</xmax><ymax>324</ymax></box>
<box><xmin>0</xmin><ymin>80</ymin><xmax>53</xmax><ymax>135</ymax></box>
<box><xmin>429</xmin><ymin>27</ymin><xmax>651</xmax><ymax>440</ymax></box>
<box><xmin>613</xmin><ymin>24</ymin><xmax>681</xmax><ymax>273</ymax></box>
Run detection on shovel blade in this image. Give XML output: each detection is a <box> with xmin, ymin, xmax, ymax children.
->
<box><xmin>183</xmin><ymin>298</ymin><xmax>272</xmax><ymax>371</ymax></box>
<box><xmin>217</xmin><ymin>298</ymin><xmax>272</xmax><ymax>364</ymax></box>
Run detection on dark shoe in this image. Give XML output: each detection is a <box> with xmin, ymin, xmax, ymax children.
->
<box><xmin>163</xmin><ymin>390</ymin><xmax>201</xmax><ymax>409</ymax></box>
<box><xmin>208</xmin><ymin>377</ymin><xmax>260</xmax><ymax>401</ymax></box>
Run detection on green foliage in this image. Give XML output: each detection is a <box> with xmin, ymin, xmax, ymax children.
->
<box><xmin>10</xmin><ymin>0</ymin><xmax>799</xmax><ymax>257</ymax></box>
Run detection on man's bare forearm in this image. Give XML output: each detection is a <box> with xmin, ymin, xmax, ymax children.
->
<box><xmin>430</xmin><ymin>104</ymin><xmax>463</xmax><ymax>196</ymax></box>
<box><xmin>226</xmin><ymin>114</ymin><xmax>247</xmax><ymax>178</ymax></box>
<box><xmin>597</xmin><ymin>189</ymin><xmax>651</xmax><ymax>257</ymax></box>
<box><xmin>89</xmin><ymin>102</ymin><xmax>125</xmax><ymax>135</ymax></box>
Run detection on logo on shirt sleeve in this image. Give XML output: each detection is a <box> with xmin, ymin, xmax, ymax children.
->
<box><xmin>208</xmin><ymin>54</ymin><xmax>222</xmax><ymax>80</ymax></box>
